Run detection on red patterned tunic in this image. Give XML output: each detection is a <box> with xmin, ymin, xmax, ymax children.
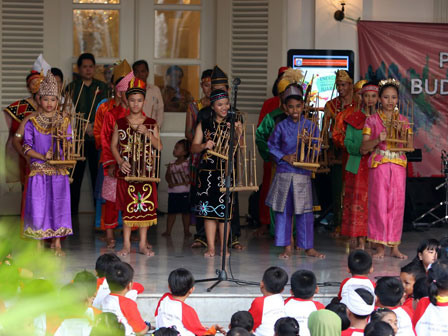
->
<box><xmin>115</xmin><ymin>117</ymin><xmax>158</xmax><ymax>227</ymax></box>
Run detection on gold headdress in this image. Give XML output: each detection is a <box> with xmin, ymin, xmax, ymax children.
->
<box><xmin>277</xmin><ymin>68</ymin><xmax>304</xmax><ymax>94</ymax></box>
<box><xmin>113</xmin><ymin>59</ymin><xmax>132</xmax><ymax>83</ymax></box>
<box><xmin>335</xmin><ymin>70</ymin><xmax>353</xmax><ymax>83</ymax></box>
<box><xmin>38</xmin><ymin>71</ymin><xmax>59</xmax><ymax>97</ymax></box>
<box><xmin>354</xmin><ymin>79</ymin><xmax>368</xmax><ymax>92</ymax></box>
<box><xmin>378</xmin><ymin>78</ymin><xmax>400</xmax><ymax>90</ymax></box>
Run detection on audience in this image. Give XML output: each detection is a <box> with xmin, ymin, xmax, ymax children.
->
<box><xmin>340</xmin><ymin>286</ymin><xmax>375</xmax><ymax>335</ymax></box>
<box><xmin>230</xmin><ymin>311</ymin><xmax>254</xmax><ymax>332</ymax></box>
<box><xmin>400</xmin><ymin>260</ymin><xmax>426</xmax><ymax>312</ymax></box>
<box><xmin>338</xmin><ymin>249</ymin><xmax>375</xmax><ymax>300</ymax></box>
<box><xmin>325</xmin><ymin>302</ymin><xmax>350</xmax><ymax>331</ymax></box>
<box><xmin>308</xmin><ymin>309</ymin><xmax>341</xmax><ymax>336</ymax></box>
<box><xmin>155</xmin><ymin>268</ymin><xmax>224</xmax><ymax>336</ymax></box>
<box><xmin>375</xmin><ymin>276</ymin><xmax>415</xmax><ymax>336</ymax></box>
<box><xmin>364</xmin><ymin>321</ymin><xmax>395</xmax><ymax>336</ymax></box>
<box><xmin>249</xmin><ymin>266</ymin><xmax>288</xmax><ymax>336</ymax></box>
<box><xmin>370</xmin><ymin>308</ymin><xmax>398</xmax><ymax>335</ymax></box>
<box><xmin>101</xmin><ymin>261</ymin><xmax>149</xmax><ymax>335</ymax></box>
<box><xmin>284</xmin><ymin>270</ymin><xmax>324</xmax><ymax>336</ymax></box>
<box><xmin>274</xmin><ymin>317</ymin><xmax>300</xmax><ymax>336</ymax></box>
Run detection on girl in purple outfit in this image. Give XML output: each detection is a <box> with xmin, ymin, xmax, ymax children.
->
<box><xmin>22</xmin><ymin>72</ymin><xmax>72</xmax><ymax>256</ymax></box>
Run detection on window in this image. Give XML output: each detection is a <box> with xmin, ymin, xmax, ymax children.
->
<box><xmin>153</xmin><ymin>1</ymin><xmax>202</xmax><ymax>111</ymax></box>
<box><xmin>72</xmin><ymin>0</ymin><xmax>124</xmax><ymax>83</ymax></box>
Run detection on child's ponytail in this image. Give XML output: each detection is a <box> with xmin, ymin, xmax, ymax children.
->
<box><xmin>427</xmin><ymin>260</ymin><xmax>448</xmax><ymax>305</ymax></box>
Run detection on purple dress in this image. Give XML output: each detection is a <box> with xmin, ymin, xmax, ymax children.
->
<box><xmin>23</xmin><ymin>114</ymin><xmax>73</xmax><ymax>239</ymax></box>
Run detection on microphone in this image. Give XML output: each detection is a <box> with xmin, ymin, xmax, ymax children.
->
<box><xmin>233</xmin><ymin>77</ymin><xmax>241</xmax><ymax>86</ymax></box>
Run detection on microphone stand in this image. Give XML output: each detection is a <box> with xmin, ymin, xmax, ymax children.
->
<box><xmin>195</xmin><ymin>79</ymin><xmax>259</xmax><ymax>292</ymax></box>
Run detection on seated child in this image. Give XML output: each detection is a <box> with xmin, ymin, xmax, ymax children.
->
<box><xmin>412</xmin><ymin>238</ymin><xmax>439</xmax><ymax>272</ymax></box>
<box><xmin>413</xmin><ymin>260</ymin><xmax>448</xmax><ymax>336</ymax></box>
<box><xmin>399</xmin><ymin>260</ymin><xmax>426</xmax><ymax>313</ymax></box>
<box><xmin>229</xmin><ymin>311</ymin><xmax>254</xmax><ymax>333</ymax></box>
<box><xmin>155</xmin><ymin>327</ymin><xmax>181</xmax><ymax>336</ymax></box>
<box><xmin>325</xmin><ymin>302</ymin><xmax>350</xmax><ymax>331</ymax></box>
<box><xmin>340</xmin><ymin>286</ymin><xmax>375</xmax><ymax>335</ymax></box>
<box><xmin>364</xmin><ymin>321</ymin><xmax>395</xmax><ymax>336</ymax></box>
<box><xmin>155</xmin><ymin>268</ymin><xmax>224</xmax><ymax>336</ymax></box>
<box><xmin>274</xmin><ymin>317</ymin><xmax>300</xmax><ymax>336</ymax></box>
<box><xmin>412</xmin><ymin>276</ymin><xmax>428</xmax><ymax>311</ymax></box>
<box><xmin>90</xmin><ymin>312</ymin><xmax>126</xmax><ymax>336</ymax></box>
<box><xmin>338</xmin><ymin>250</ymin><xmax>375</xmax><ymax>300</ymax></box>
<box><xmin>162</xmin><ymin>139</ymin><xmax>191</xmax><ymax>237</ymax></box>
<box><xmin>93</xmin><ymin>253</ymin><xmax>144</xmax><ymax>309</ymax></box>
<box><xmin>249</xmin><ymin>266</ymin><xmax>288</xmax><ymax>336</ymax></box>
<box><xmin>228</xmin><ymin>327</ymin><xmax>252</xmax><ymax>336</ymax></box>
<box><xmin>284</xmin><ymin>270</ymin><xmax>324</xmax><ymax>336</ymax></box>
<box><xmin>101</xmin><ymin>262</ymin><xmax>149</xmax><ymax>336</ymax></box>
<box><xmin>54</xmin><ymin>281</ymin><xmax>97</xmax><ymax>336</ymax></box>
<box><xmin>375</xmin><ymin>276</ymin><xmax>415</xmax><ymax>336</ymax></box>
<box><xmin>73</xmin><ymin>270</ymin><xmax>102</xmax><ymax>320</ymax></box>
<box><xmin>370</xmin><ymin>308</ymin><xmax>398</xmax><ymax>335</ymax></box>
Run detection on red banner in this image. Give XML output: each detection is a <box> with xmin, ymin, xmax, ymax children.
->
<box><xmin>358</xmin><ymin>20</ymin><xmax>448</xmax><ymax>177</ymax></box>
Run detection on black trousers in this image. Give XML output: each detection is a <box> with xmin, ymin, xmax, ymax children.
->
<box><xmin>70</xmin><ymin>139</ymin><xmax>99</xmax><ymax>214</ymax></box>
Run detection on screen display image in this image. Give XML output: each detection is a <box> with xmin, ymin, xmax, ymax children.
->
<box><xmin>287</xmin><ymin>49</ymin><xmax>354</xmax><ymax>109</ymax></box>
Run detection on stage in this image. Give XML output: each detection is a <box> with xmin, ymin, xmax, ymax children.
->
<box><xmin>7</xmin><ymin>213</ymin><xmax>447</xmax><ymax>325</ymax></box>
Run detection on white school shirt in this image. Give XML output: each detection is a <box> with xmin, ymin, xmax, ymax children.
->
<box><xmin>249</xmin><ymin>294</ymin><xmax>286</xmax><ymax>336</ymax></box>
<box><xmin>414</xmin><ymin>297</ymin><xmax>448</xmax><ymax>336</ymax></box>
<box><xmin>92</xmin><ymin>277</ymin><xmax>142</xmax><ymax>309</ymax></box>
<box><xmin>155</xmin><ymin>293</ymin><xmax>209</xmax><ymax>336</ymax></box>
<box><xmin>391</xmin><ymin>306</ymin><xmax>416</xmax><ymax>336</ymax></box>
<box><xmin>284</xmin><ymin>297</ymin><xmax>325</xmax><ymax>336</ymax></box>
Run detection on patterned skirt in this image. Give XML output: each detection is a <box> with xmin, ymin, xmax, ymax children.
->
<box><xmin>195</xmin><ymin>168</ymin><xmax>233</xmax><ymax>221</ymax></box>
<box><xmin>265</xmin><ymin>173</ymin><xmax>313</xmax><ymax>215</ymax></box>
<box><xmin>341</xmin><ymin>155</ymin><xmax>369</xmax><ymax>238</ymax></box>
<box><xmin>116</xmin><ymin>179</ymin><xmax>157</xmax><ymax>227</ymax></box>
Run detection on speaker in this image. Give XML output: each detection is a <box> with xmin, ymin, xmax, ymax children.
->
<box><xmin>404</xmin><ymin>177</ymin><xmax>445</xmax><ymax>230</ymax></box>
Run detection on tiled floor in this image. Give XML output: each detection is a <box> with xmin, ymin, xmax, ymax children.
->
<box><xmin>54</xmin><ymin>213</ymin><xmax>448</xmax><ymax>296</ymax></box>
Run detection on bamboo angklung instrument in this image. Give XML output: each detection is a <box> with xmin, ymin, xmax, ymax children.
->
<box><xmin>219</xmin><ymin>123</ymin><xmax>258</xmax><ymax>193</ymax></box>
<box><xmin>385</xmin><ymin>99</ymin><xmax>414</xmax><ymax>152</ymax></box>
<box><xmin>124</xmin><ymin>124</ymin><xmax>161</xmax><ymax>182</ymax></box>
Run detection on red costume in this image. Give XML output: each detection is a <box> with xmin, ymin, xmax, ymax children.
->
<box><xmin>115</xmin><ymin>117</ymin><xmax>158</xmax><ymax>227</ymax></box>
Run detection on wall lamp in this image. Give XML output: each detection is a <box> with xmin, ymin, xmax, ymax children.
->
<box><xmin>334</xmin><ymin>2</ymin><xmax>360</xmax><ymax>23</ymax></box>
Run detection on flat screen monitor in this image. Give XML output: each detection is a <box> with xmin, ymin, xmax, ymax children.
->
<box><xmin>287</xmin><ymin>49</ymin><xmax>355</xmax><ymax>108</ymax></box>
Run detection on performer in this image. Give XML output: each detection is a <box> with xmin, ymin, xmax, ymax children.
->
<box><xmin>22</xmin><ymin>72</ymin><xmax>73</xmax><ymax>256</ymax></box>
<box><xmin>191</xmin><ymin>89</ymin><xmax>242</xmax><ymax>257</ymax></box>
<box><xmin>111</xmin><ymin>77</ymin><xmax>162</xmax><ymax>257</ymax></box>
<box><xmin>266</xmin><ymin>84</ymin><xmax>324</xmax><ymax>259</ymax></box>
<box><xmin>341</xmin><ymin>82</ymin><xmax>379</xmax><ymax>250</ymax></box>
<box><xmin>323</xmin><ymin>70</ymin><xmax>354</xmax><ymax>229</ymax></box>
<box><xmin>93</xmin><ymin>59</ymin><xmax>131</xmax><ymax>239</ymax></box>
<box><xmin>191</xmin><ymin>66</ymin><xmax>244</xmax><ymax>251</ymax></box>
<box><xmin>255</xmin><ymin>67</ymin><xmax>297</xmax><ymax>236</ymax></box>
<box><xmin>361</xmin><ymin>79</ymin><xmax>411</xmax><ymax>259</ymax></box>
<box><xmin>100</xmin><ymin>71</ymin><xmax>136</xmax><ymax>248</ymax></box>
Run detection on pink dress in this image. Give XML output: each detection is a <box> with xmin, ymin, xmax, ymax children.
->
<box><xmin>363</xmin><ymin>111</ymin><xmax>411</xmax><ymax>246</ymax></box>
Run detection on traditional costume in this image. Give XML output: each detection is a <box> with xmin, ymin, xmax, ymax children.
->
<box><xmin>115</xmin><ymin>78</ymin><xmax>158</xmax><ymax>227</ymax></box>
<box><xmin>266</xmin><ymin>85</ymin><xmax>319</xmax><ymax>250</ymax></box>
<box><xmin>93</xmin><ymin>60</ymin><xmax>131</xmax><ymax>231</ymax></box>
<box><xmin>363</xmin><ymin>80</ymin><xmax>410</xmax><ymax>246</ymax></box>
<box><xmin>22</xmin><ymin>72</ymin><xmax>73</xmax><ymax>239</ymax></box>
<box><xmin>340</xmin><ymin>82</ymin><xmax>375</xmax><ymax>239</ymax></box>
<box><xmin>194</xmin><ymin>113</ymin><xmax>233</xmax><ymax>221</ymax></box>
<box><xmin>101</xmin><ymin>71</ymin><xmax>137</xmax><ymax>230</ymax></box>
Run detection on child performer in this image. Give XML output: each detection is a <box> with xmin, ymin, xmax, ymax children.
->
<box><xmin>111</xmin><ymin>78</ymin><xmax>162</xmax><ymax>257</ymax></box>
<box><xmin>22</xmin><ymin>71</ymin><xmax>73</xmax><ymax>256</ymax></box>
<box><xmin>191</xmin><ymin>89</ymin><xmax>242</xmax><ymax>257</ymax></box>
<box><xmin>341</xmin><ymin>82</ymin><xmax>378</xmax><ymax>250</ymax></box>
<box><xmin>162</xmin><ymin>139</ymin><xmax>191</xmax><ymax>237</ymax></box>
<box><xmin>266</xmin><ymin>84</ymin><xmax>324</xmax><ymax>259</ymax></box>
